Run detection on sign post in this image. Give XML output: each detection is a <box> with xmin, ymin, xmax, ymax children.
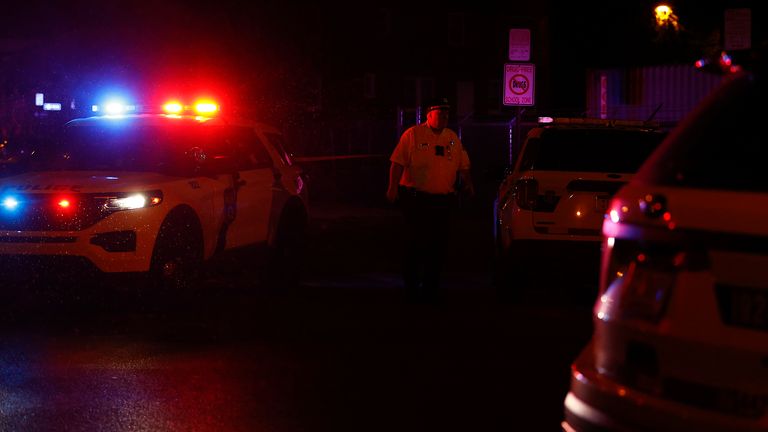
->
<box><xmin>503</xmin><ymin>63</ymin><xmax>535</xmax><ymax>164</ymax></box>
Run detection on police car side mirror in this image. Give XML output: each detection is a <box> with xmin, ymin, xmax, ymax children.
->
<box><xmin>189</xmin><ymin>147</ymin><xmax>206</xmax><ymax>164</ymax></box>
<box><xmin>487</xmin><ymin>163</ymin><xmax>510</xmax><ymax>183</ymax></box>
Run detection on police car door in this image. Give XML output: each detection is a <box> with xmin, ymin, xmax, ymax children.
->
<box><xmin>220</xmin><ymin>126</ymin><xmax>274</xmax><ymax>248</ymax></box>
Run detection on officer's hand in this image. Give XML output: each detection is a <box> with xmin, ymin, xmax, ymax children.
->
<box><xmin>463</xmin><ymin>184</ymin><xmax>475</xmax><ymax>198</ymax></box>
<box><xmin>386</xmin><ymin>186</ymin><xmax>398</xmax><ymax>204</ymax></box>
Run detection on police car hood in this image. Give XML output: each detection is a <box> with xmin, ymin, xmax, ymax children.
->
<box><xmin>0</xmin><ymin>171</ymin><xmax>177</xmax><ymax>193</ymax></box>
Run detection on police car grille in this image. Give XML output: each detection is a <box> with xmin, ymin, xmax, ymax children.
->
<box><xmin>0</xmin><ymin>194</ymin><xmax>109</xmax><ymax>231</ymax></box>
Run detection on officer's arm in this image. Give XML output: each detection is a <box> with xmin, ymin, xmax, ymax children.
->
<box><xmin>459</xmin><ymin>169</ymin><xmax>474</xmax><ymax>197</ymax></box>
<box><xmin>387</xmin><ymin>162</ymin><xmax>404</xmax><ymax>203</ymax></box>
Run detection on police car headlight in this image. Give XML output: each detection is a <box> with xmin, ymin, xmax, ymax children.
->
<box><xmin>104</xmin><ymin>190</ymin><xmax>163</xmax><ymax>211</ymax></box>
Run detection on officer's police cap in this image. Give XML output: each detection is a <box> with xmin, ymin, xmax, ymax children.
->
<box><xmin>426</xmin><ymin>97</ymin><xmax>450</xmax><ymax>112</ymax></box>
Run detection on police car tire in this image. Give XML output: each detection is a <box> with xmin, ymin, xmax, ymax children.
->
<box><xmin>262</xmin><ymin>202</ymin><xmax>307</xmax><ymax>288</ymax></box>
<box><xmin>493</xmin><ymin>243</ymin><xmax>514</xmax><ymax>301</ymax></box>
<box><xmin>494</xmin><ymin>239</ymin><xmax>531</xmax><ymax>303</ymax></box>
<box><xmin>150</xmin><ymin>208</ymin><xmax>204</xmax><ymax>291</ymax></box>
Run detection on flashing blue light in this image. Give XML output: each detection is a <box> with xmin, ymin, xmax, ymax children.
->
<box><xmin>93</xmin><ymin>100</ymin><xmax>138</xmax><ymax>116</ymax></box>
<box><xmin>105</xmin><ymin>100</ymin><xmax>127</xmax><ymax>115</ymax></box>
<box><xmin>2</xmin><ymin>196</ymin><xmax>19</xmax><ymax>211</ymax></box>
<box><xmin>720</xmin><ymin>52</ymin><xmax>733</xmax><ymax>67</ymax></box>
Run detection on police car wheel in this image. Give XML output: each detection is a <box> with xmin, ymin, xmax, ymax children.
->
<box><xmin>151</xmin><ymin>212</ymin><xmax>203</xmax><ymax>291</ymax></box>
<box><xmin>262</xmin><ymin>205</ymin><xmax>307</xmax><ymax>289</ymax></box>
<box><xmin>494</xmin><ymin>238</ymin><xmax>529</xmax><ymax>303</ymax></box>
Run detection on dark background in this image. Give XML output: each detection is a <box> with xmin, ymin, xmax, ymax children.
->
<box><xmin>0</xmin><ymin>1</ymin><xmax>765</xmax><ymax>205</ymax></box>
<box><xmin>1</xmin><ymin>1</ymin><xmax>764</xmax><ymax>122</ymax></box>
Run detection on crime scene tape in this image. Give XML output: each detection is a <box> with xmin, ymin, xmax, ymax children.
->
<box><xmin>294</xmin><ymin>154</ymin><xmax>387</xmax><ymax>162</ymax></box>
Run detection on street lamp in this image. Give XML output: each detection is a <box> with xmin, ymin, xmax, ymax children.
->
<box><xmin>654</xmin><ymin>4</ymin><xmax>680</xmax><ymax>31</ymax></box>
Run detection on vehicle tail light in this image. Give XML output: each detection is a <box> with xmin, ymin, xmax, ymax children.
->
<box><xmin>514</xmin><ymin>178</ymin><xmax>538</xmax><ymax>210</ymax></box>
<box><xmin>597</xmin><ymin>236</ymin><xmax>709</xmax><ymax>323</ymax></box>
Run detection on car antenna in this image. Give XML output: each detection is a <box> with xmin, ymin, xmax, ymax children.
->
<box><xmin>646</xmin><ymin>103</ymin><xmax>663</xmax><ymax>122</ymax></box>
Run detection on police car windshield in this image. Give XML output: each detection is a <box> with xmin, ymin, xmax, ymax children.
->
<box><xmin>520</xmin><ymin>128</ymin><xmax>664</xmax><ymax>173</ymax></box>
<box><xmin>34</xmin><ymin>123</ymin><xmax>207</xmax><ymax>174</ymax></box>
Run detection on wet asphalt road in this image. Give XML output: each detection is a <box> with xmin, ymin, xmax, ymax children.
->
<box><xmin>0</xmin><ymin>201</ymin><xmax>594</xmax><ymax>432</ymax></box>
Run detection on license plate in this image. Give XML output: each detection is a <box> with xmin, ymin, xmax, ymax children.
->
<box><xmin>595</xmin><ymin>196</ymin><xmax>610</xmax><ymax>212</ymax></box>
<box><xmin>717</xmin><ymin>285</ymin><xmax>768</xmax><ymax>330</ymax></box>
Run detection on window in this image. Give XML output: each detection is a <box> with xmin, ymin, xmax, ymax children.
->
<box><xmin>645</xmin><ymin>74</ymin><xmax>768</xmax><ymax>191</ymax></box>
<box><xmin>264</xmin><ymin>132</ymin><xmax>294</xmax><ymax>166</ymax></box>
<box><xmin>224</xmin><ymin>127</ymin><xmax>273</xmax><ymax>170</ymax></box>
<box><xmin>523</xmin><ymin>129</ymin><xmax>665</xmax><ymax>173</ymax></box>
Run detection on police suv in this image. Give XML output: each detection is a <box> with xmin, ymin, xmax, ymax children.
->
<box><xmin>0</xmin><ymin>100</ymin><xmax>308</xmax><ymax>288</ymax></box>
<box><xmin>494</xmin><ymin>117</ymin><xmax>665</xmax><ymax>297</ymax></box>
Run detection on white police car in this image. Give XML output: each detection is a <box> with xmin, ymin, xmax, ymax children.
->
<box><xmin>563</xmin><ymin>68</ymin><xmax>768</xmax><ymax>431</ymax></box>
<box><xmin>0</xmin><ymin>99</ymin><xmax>308</xmax><ymax>288</ymax></box>
<box><xmin>494</xmin><ymin>118</ymin><xmax>665</xmax><ymax>296</ymax></box>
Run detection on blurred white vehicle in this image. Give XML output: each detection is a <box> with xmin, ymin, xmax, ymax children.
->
<box><xmin>0</xmin><ymin>100</ymin><xmax>308</xmax><ymax>289</ymax></box>
<box><xmin>563</xmin><ymin>68</ymin><xmax>768</xmax><ymax>431</ymax></box>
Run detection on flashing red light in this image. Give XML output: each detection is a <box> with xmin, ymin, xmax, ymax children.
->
<box><xmin>54</xmin><ymin>196</ymin><xmax>76</xmax><ymax>215</ymax></box>
<box><xmin>720</xmin><ymin>52</ymin><xmax>733</xmax><ymax>67</ymax></box>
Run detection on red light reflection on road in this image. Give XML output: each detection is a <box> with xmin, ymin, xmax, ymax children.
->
<box><xmin>0</xmin><ymin>342</ymin><xmax>299</xmax><ymax>431</ymax></box>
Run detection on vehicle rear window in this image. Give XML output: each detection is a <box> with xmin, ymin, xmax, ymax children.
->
<box><xmin>520</xmin><ymin>128</ymin><xmax>664</xmax><ymax>173</ymax></box>
<box><xmin>638</xmin><ymin>73</ymin><xmax>768</xmax><ymax>192</ymax></box>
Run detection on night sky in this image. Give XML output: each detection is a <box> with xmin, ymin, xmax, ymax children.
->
<box><xmin>0</xmin><ymin>1</ymin><xmax>764</xmax><ymax>122</ymax></box>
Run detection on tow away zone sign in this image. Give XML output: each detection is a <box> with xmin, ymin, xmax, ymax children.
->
<box><xmin>503</xmin><ymin>63</ymin><xmax>535</xmax><ymax>106</ymax></box>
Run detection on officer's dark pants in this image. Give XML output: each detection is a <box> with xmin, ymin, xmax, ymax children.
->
<box><xmin>399</xmin><ymin>187</ymin><xmax>455</xmax><ymax>301</ymax></box>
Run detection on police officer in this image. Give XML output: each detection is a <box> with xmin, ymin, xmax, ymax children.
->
<box><xmin>387</xmin><ymin>96</ymin><xmax>474</xmax><ymax>301</ymax></box>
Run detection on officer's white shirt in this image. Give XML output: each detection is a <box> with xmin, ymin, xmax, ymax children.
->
<box><xmin>390</xmin><ymin>123</ymin><xmax>470</xmax><ymax>195</ymax></box>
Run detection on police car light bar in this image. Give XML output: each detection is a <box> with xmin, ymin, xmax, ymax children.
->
<box><xmin>543</xmin><ymin>117</ymin><xmax>658</xmax><ymax>129</ymax></box>
<box><xmin>161</xmin><ymin>99</ymin><xmax>219</xmax><ymax>116</ymax></box>
<box><xmin>162</xmin><ymin>101</ymin><xmax>184</xmax><ymax>114</ymax></box>
<box><xmin>193</xmin><ymin>100</ymin><xmax>218</xmax><ymax>115</ymax></box>
<box><xmin>90</xmin><ymin>97</ymin><xmax>139</xmax><ymax>115</ymax></box>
